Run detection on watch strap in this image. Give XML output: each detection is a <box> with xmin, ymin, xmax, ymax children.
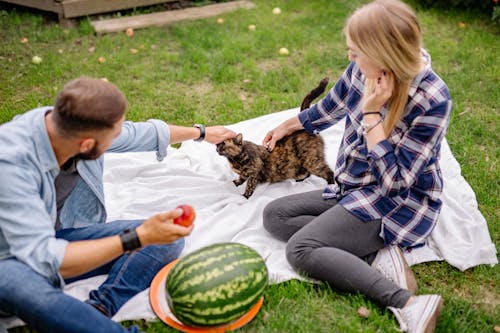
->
<box><xmin>119</xmin><ymin>228</ymin><xmax>142</xmax><ymax>252</ymax></box>
<box><xmin>193</xmin><ymin>124</ymin><xmax>205</xmax><ymax>142</ymax></box>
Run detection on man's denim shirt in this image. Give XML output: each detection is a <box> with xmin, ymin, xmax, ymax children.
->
<box><xmin>0</xmin><ymin>107</ymin><xmax>171</xmax><ymax>285</ymax></box>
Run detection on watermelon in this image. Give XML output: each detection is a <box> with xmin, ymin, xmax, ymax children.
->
<box><xmin>165</xmin><ymin>242</ymin><xmax>268</xmax><ymax>327</ymax></box>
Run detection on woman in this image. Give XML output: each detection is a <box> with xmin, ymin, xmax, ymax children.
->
<box><xmin>262</xmin><ymin>1</ymin><xmax>451</xmax><ymax>332</ymax></box>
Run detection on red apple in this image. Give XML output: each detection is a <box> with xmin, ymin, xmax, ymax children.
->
<box><xmin>173</xmin><ymin>204</ymin><xmax>196</xmax><ymax>227</ymax></box>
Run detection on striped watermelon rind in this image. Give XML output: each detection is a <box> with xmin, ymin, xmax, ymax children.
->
<box><xmin>165</xmin><ymin>242</ymin><xmax>268</xmax><ymax>327</ymax></box>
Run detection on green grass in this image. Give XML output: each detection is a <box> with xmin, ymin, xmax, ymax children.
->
<box><xmin>1</xmin><ymin>0</ymin><xmax>498</xmax><ymax>332</ymax></box>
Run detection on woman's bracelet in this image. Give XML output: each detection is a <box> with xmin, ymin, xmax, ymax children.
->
<box><xmin>361</xmin><ymin>117</ymin><xmax>384</xmax><ymax>135</ymax></box>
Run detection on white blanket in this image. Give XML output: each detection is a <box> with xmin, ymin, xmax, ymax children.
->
<box><xmin>2</xmin><ymin>108</ymin><xmax>497</xmax><ymax>328</ymax></box>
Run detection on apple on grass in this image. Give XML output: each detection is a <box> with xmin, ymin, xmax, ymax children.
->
<box><xmin>173</xmin><ymin>204</ymin><xmax>196</xmax><ymax>227</ymax></box>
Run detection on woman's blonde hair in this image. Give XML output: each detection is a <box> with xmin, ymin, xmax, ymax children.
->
<box><xmin>345</xmin><ymin>0</ymin><xmax>423</xmax><ymax>135</ymax></box>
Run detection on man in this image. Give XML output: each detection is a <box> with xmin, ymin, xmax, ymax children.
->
<box><xmin>0</xmin><ymin>77</ymin><xmax>236</xmax><ymax>332</ymax></box>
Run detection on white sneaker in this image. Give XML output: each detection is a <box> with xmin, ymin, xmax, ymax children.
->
<box><xmin>371</xmin><ymin>245</ymin><xmax>417</xmax><ymax>293</ymax></box>
<box><xmin>389</xmin><ymin>295</ymin><xmax>443</xmax><ymax>333</ymax></box>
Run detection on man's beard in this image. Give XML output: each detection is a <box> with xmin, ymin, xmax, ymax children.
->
<box><xmin>77</xmin><ymin>143</ymin><xmax>102</xmax><ymax>160</ymax></box>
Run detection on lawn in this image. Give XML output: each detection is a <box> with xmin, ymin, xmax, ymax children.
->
<box><xmin>0</xmin><ymin>0</ymin><xmax>498</xmax><ymax>332</ymax></box>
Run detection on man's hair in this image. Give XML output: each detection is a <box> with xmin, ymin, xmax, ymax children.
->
<box><xmin>345</xmin><ymin>0</ymin><xmax>423</xmax><ymax>135</ymax></box>
<box><xmin>52</xmin><ymin>77</ymin><xmax>127</xmax><ymax>136</ymax></box>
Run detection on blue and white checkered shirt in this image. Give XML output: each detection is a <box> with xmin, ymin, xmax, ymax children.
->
<box><xmin>298</xmin><ymin>50</ymin><xmax>452</xmax><ymax>248</ymax></box>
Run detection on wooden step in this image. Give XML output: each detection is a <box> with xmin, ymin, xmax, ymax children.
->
<box><xmin>91</xmin><ymin>0</ymin><xmax>255</xmax><ymax>34</ymax></box>
<box><xmin>62</xmin><ymin>0</ymin><xmax>178</xmax><ymax>19</ymax></box>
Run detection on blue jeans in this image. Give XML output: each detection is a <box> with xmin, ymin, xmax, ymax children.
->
<box><xmin>0</xmin><ymin>220</ymin><xmax>184</xmax><ymax>333</ymax></box>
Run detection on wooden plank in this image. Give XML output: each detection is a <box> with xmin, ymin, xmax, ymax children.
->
<box><xmin>0</xmin><ymin>0</ymin><xmax>62</xmax><ymax>14</ymax></box>
<box><xmin>91</xmin><ymin>0</ymin><xmax>255</xmax><ymax>34</ymax></box>
<box><xmin>61</xmin><ymin>0</ymin><xmax>178</xmax><ymax>18</ymax></box>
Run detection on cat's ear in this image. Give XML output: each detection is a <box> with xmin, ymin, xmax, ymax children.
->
<box><xmin>235</xmin><ymin>133</ymin><xmax>243</xmax><ymax>144</ymax></box>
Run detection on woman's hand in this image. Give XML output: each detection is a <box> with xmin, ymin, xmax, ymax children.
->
<box><xmin>363</xmin><ymin>70</ymin><xmax>394</xmax><ymax>113</ymax></box>
<box><xmin>262</xmin><ymin>126</ymin><xmax>288</xmax><ymax>152</ymax></box>
<box><xmin>262</xmin><ymin>116</ymin><xmax>304</xmax><ymax>151</ymax></box>
<box><xmin>136</xmin><ymin>209</ymin><xmax>194</xmax><ymax>246</ymax></box>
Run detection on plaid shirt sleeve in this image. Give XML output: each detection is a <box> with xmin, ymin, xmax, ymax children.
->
<box><xmin>298</xmin><ymin>62</ymin><xmax>356</xmax><ymax>133</ymax></box>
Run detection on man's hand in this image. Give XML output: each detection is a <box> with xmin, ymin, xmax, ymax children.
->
<box><xmin>136</xmin><ymin>209</ymin><xmax>194</xmax><ymax>246</ymax></box>
<box><xmin>204</xmin><ymin>126</ymin><xmax>237</xmax><ymax>144</ymax></box>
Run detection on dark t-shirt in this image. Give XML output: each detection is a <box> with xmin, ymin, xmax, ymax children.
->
<box><xmin>54</xmin><ymin>157</ymin><xmax>81</xmax><ymax>230</ymax></box>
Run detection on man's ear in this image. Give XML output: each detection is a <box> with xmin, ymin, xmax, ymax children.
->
<box><xmin>79</xmin><ymin>138</ymin><xmax>96</xmax><ymax>154</ymax></box>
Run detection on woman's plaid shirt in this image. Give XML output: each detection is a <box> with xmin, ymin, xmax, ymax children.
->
<box><xmin>298</xmin><ymin>51</ymin><xmax>452</xmax><ymax>248</ymax></box>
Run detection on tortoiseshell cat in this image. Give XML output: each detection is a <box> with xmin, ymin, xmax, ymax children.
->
<box><xmin>216</xmin><ymin>78</ymin><xmax>334</xmax><ymax>198</ymax></box>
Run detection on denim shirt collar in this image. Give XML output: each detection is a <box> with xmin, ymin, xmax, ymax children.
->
<box><xmin>32</xmin><ymin>107</ymin><xmax>60</xmax><ymax>176</ymax></box>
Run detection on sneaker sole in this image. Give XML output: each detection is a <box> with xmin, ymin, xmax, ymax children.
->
<box><xmin>422</xmin><ymin>296</ymin><xmax>444</xmax><ymax>333</ymax></box>
<box><xmin>396</xmin><ymin>247</ymin><xmax>418</xmax><ymax>294</ymax></box>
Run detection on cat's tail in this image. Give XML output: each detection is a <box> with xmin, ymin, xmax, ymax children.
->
<box><xmin>300</xmin><ymin>77</ymin><xmax>329</xmax><ymax>111</ymax></box>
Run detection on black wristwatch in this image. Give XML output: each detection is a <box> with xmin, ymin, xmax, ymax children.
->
<box><xmin>193</xmin><ymin>124</ymin><xmax>205</xmax><ymax>142</ymax></box>
<box><xmin>119</xmin><ymin>228</ymin><xmax>142</xmax><ymax>252</ymax></box>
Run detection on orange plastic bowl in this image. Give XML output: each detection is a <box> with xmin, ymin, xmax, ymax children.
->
<box><xmin>149</xmin><ymin>259</ymin><xmax>264</xmax><ymax>333</ymax></box>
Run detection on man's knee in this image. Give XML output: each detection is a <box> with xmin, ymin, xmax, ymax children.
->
<box><xmin>142</xmin><ymin>238</ymin><xmax>185</xmax><ymax>266</ymax></box>
<box><xmin>0</xmin><ymin>259</ymin><xmax>58</xmax><ymax>316</ymax></box>
<box><xmin>169</xmin><ymin>238</ymin><xmax>185</xmax><ymax>259</ymax></box>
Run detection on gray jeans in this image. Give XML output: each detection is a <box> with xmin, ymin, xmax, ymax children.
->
<box><xmin>263</xmin><ymin>190</ymin><xmax>411</xmax><ymax>308</ymax></box>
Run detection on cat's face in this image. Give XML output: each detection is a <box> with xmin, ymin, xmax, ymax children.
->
<box><xmin>216</xmin><ymin>133</ymin><xmax>243</xmax><ymax>158</ymax></box>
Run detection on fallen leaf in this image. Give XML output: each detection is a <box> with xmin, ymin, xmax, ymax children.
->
<box><xmin>243</xmin><ymin>79</ymin><xmax>251</xmax><ymax>83</ymax></box>
<box><xmin>130</xmin><ymin>48</ymin><xmax>138</xmax><ymax>54</ymax></box>
<box><xmin>88</xmin><ymin>46</ymin><xmax>95</xmax><ymax>53</ymax></box>
<box><xmin>239</xmin><ymin>93</ymin><xmax>247</xmax><ymax>101</ymax></box>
